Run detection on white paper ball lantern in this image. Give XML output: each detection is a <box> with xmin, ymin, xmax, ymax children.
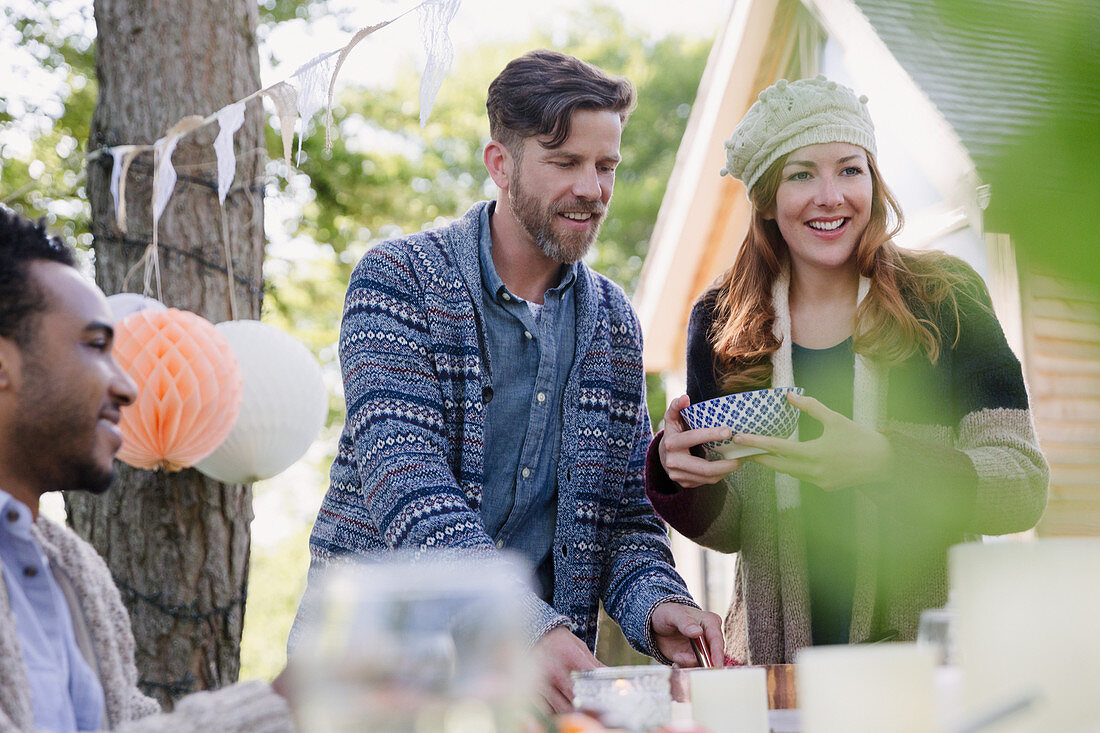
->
<box><xmin>107</xmin><ymin>292</ymin><xmax>168</xmax><ymax>322</ymax></box>
<box><xmin>194</xmin><ymin>320</ymin><xmax>327</xmax><ymax>484</ymax></box>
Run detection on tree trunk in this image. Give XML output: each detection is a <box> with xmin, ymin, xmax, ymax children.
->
<box><xmin>66</xmin><ymin>0</ymin><xmax>266</xmax><ymax>709</ymax></box>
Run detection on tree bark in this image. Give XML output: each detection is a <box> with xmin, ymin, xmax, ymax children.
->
<box><xmin>67</xmin><ymin>0</ymin><xmax>266</xmax><ymax>709</ymax></box>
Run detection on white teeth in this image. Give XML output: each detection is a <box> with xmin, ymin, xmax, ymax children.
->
<box><xmin>808</xmin><ymin>219</ymin><xmax>844</xmax><ymax>231</ymax></box>
<box><xmin>561</xmin><ymin>213</ymin><xmax>592</xmax><ymax>221</ymax></box>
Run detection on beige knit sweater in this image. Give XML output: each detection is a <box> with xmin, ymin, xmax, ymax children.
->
<box><xmin>0</xmin><ymin>515</ymin><xmax>295</xmax><ymax>732</ymax></box>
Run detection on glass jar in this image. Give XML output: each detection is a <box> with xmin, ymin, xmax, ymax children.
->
<box><xmin>571</xmin><ymin>665</ymin><xmax>672</xmax><ymax>733</ymax></box>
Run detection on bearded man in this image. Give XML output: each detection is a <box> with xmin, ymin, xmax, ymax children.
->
<box><xmin>291</xmin><ymin>49</ymin><xmax>722</xmax><ymax>711</ymax></box>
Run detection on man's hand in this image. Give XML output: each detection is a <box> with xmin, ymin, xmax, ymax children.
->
<box><xmin>534</xmin><ymin>625</ymin><xmax>603</xmax><ymax>713</ymax></box>
<box><xmin>650</xmin><ymin>602</ymin><xmax>725</xmax><ymax>668</ymax></box>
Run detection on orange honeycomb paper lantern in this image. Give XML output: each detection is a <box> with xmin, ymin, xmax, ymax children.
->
<box><xmin>114</xmin><ymin>308</ymin><xmax>242</xmax><ymax>471</ymax></box>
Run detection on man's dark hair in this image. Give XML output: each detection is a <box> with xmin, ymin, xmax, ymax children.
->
<box><xmin>486</xmin><ymin>49</ymin><xmax>637</xmax><ymax>155</ymax></box>
<box><xmin>0</xmin><ymin>207</ymin><xmax>77</xmax><ymax>346</ymax></box>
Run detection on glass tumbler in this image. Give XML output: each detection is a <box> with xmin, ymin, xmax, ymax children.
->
<box><xmin>916</xmin><ymin>606</ymin><xmax>954</xmax><ymax>665</ymax></box>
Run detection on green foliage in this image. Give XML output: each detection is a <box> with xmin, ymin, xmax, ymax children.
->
<box><xmin>1</xmin><ymin>1</ymin><xmax>97</xmax><ymax>246</ymax></box>
<box><xmin>258</xmin><ymin>0</ymin><xmax>320</xmax><ymax>25</ymax></box>
<box><xmin>278</xmin><ymin>5</ymin><xmax>709</xmax><ymax>295</ymax></box>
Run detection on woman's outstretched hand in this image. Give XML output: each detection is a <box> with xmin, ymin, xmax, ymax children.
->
<box><xmin>658</xmin><ymin>395</ymin><xmax>741</xmax><ymax>488</ymax></box>
<box><xmin>736</xmin><ymin>392</ymin><xmax>893</xmax><ymax>489</ymax></box>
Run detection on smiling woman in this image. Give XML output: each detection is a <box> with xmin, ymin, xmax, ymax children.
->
<box><xmin>645</xmin><ymin>76</ymin><xmax>1049</xmax><ymax>665</ymax></box>
<box><xmin>769</xmin><ymin>142</ymin><xmax>873</xmax><ymax>293</ymax></box>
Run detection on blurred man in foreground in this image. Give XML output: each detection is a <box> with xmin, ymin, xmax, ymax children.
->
<box><xmin>0</xmin><ymin>207</ymin><xmax>294</xmax><ymax>731</ymax></box>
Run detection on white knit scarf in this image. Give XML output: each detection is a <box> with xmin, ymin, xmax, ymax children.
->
<box><xmin>768</xmin><ymin>266</ymin><xmax>880</xmax><ymax>508</ymax></box>
<box><xmin>769</xmin><ymin>265</ymin><xmax>885</xmax><ymax>652</ymax></box>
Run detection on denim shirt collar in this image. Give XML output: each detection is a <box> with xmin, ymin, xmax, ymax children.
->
<box><xmin>478</xmin><ymin>201</ymin><xmax>578</xmax><ymax>304</ymax></box>
<box><xmin>0</xmin><ymin>487</ymin><xmax>33</xmax><ymax>537</ymax></box>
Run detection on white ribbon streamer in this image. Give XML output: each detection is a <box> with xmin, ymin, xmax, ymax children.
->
<box><xmin>265</xmin><ymin>82</ymin><xmax>300</xmax><ymax>168</ymax></box>
<box><xmin>417</xmin><ymin>0</ymin><xmax>461</xmax><ymax>128</ymax></box>
<box><xmin>152</xmin><ymin>135</ymin><xmax>181</xmax><ymax>224</ymax></box>
<box><xmin>110</xmin><ymin>145</ymin><xmax>138</xmax><ymax>228</ymax></box>
<box><xmin>214</xmin><ymin>102</ymin><xmax>246</xmax><ymax>205</ymax></box>
<box><xmin>292</xmin><ymin>53</ymin><xmax>337</xmax><ymax>166</ymax></box>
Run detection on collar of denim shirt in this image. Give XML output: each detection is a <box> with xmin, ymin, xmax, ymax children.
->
<box><xmin>478</xmin><ymin>201</ymin><xmax>578</xmax><ymax>305</ymax></box>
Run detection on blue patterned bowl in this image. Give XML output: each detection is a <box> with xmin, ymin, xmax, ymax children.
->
<box><xmin>679</xmin><ymin>387</ymin><xmax>804</xmax><ymax>459</ymax></box>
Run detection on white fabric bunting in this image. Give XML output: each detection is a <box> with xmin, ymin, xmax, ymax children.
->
<box><xmin>152</xmin><ymin>136</ymin><xmax>181</xmax><ymax>224</ymax></box>
<box><xmin>110</xmin><ymin>145</ymin><xmax>140</xmax><ymax>232</ymax></box>
<box><xmin>292</xmin><ymin>53</ymin><xmax>337</xmax><ymax>166</ymax></box>
<box><xmin>152</xmin><ymin>115</ymin><xmax>205</xmax><ymax>225</ymax></box>
<box><xmin>214</xmin><ymin>102</ymin><xmax>246</xmax><ymax>204</ymax></box>
<box><xmin>265</xmin><ymin>82</ymin><xmax>300</xmax><ymax>168</ymax></box>
<box><xmin>92</xmin><ymin>0</ymin><xmax>466</xmax><ymax>246</ymax></box>
<box><xmin>417</xmin><ymin>0</ymin><xmax>461</xmax><ymax>128</ymax></box>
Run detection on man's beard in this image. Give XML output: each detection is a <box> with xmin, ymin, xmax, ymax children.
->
<box><xmin>70</xmin><ymin>463</ymin><xmax>115</xmax><ymax>495</ymax></box>
<box><xmin>14</xmin><ymin>413</ymin><xmax>117</xmax><ymax>495</ymax></box>
<box><xmin>508</xmin><ymin>173</ymin><xmax>605</xmax><ymax>264</ymax></box>
<box><xmin>13</xmin><ymin>357</ymin><xmax>116</xmax><ymax>496</ymax></box>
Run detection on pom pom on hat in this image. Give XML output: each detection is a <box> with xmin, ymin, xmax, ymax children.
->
<box><xmin>721</xmin><ymin>76</ymin><xmax>877</xmax><ymax>195</ymax></box>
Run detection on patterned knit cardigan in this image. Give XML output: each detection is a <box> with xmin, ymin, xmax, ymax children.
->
<box><xmin>647</xmin><ymin>260</ymin><xmax>1049</xmax><ymax>664</ymax></box>
<box><xmin>296</xmin><ymin>201</ymin><xmax>694</xmax><ymax>657</ymax></box>
<box><xmin>0</xmin><ymin>516</ymin><xmax>293</xmax><ymax>731</ymax></box>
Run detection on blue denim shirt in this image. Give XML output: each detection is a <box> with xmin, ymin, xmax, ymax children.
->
<box><xmin>0</xmin><ymin>489</ymin><xmax>104</xmax><ymax>732</ymax></box>
<box><xmin>477</xmin><ymin>202</ymin><xmax>577</xmax><ymax>602</ymax></box>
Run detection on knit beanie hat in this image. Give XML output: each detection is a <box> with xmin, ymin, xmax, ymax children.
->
<box><xmin>720</xmin><ymin>75</ymin><xmax>876</xmax><ymax>194</ymax></box>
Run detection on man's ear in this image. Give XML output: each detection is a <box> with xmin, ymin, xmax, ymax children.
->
<box><xmin>483</xmin><ymin>140</ymin><xmax>512</xmax><ymax>190</ymax></box>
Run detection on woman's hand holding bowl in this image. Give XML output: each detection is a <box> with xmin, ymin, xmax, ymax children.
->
<box><xmin>659</xmin><ymin>395</ymin><xmax>741</xmax><ymax>488</ymax></box>
<box><xmin>735</xmin><ymin>392</ymin><xmax>893</xmax><ymax>489</ymax></box>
